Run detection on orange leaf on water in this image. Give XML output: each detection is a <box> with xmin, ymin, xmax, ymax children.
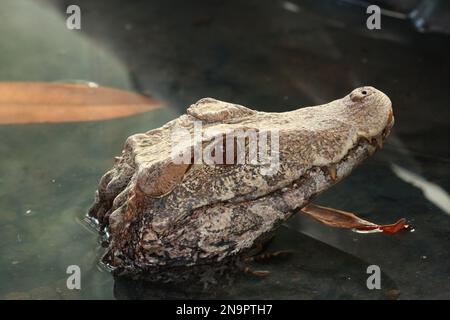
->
<box><xmin>0</xmin><ymin>82</ymin><xmax>163</xmax><ymax>124</ymax></box>
<box><xmin>300</xmin><ymin>203</ymin><xmax>408</xmax><ymax>234</ymax></box>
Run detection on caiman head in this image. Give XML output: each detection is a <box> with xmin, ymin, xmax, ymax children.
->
<box><xmin>88</xmin><ymin>86</ymin><xmax>394</xmax><ymax>273</ymax></box>
<box><xmin>136</xmin><ymin>85</ymin><xmax>394</xmax><ymax>211</ymax></box>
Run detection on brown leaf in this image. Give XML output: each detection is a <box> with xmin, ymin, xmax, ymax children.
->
<box><xmin>300</xmin><ymin>203</ymin><xmax>408</xmax><ymax>234</ymax></box>
<box><xmin>0</xmin><ymin>82</ymin><xmax>162</xmax><ymax>124</ymax></box>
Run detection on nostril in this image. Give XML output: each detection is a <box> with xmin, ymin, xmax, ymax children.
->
<box><xmin>350</xmin><ymin>88</ymin><xmax>372</xmax><ymax>102</ymax></box>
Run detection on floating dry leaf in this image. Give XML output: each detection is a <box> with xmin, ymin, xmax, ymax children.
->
<box><xmin>300</xmin><ymin>203</ymin><xmax>408</xmax><ymax>234</ymax></box>
<box><xmin>0</xmin><ymin>82</ymin><xmax>162</xmax><ymax>124</ymax></box>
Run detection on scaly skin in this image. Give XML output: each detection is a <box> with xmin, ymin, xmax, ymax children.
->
<box><xmin>88</xmin><ymin>86</ymin><xmax>394</xmax><ymax>279</ymax></box>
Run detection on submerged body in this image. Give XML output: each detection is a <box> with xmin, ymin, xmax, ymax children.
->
<box><xmin>89</xmin><ymin>86</ymin><xmax>397</xmax><ymax>279</ymax></box>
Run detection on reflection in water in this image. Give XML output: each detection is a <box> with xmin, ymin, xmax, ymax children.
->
<box><xmin>0</xmin><ymin>0</ymin><xmax>133</xmax><ymax>90</ymax></box>
<box><xmin>392</xmin><ymin>164</ymin><xmax>450</xmax><ymax>215</ymax></box>
<box><xmin>0</xmin><ymin>111</ymin><xmax>177</xmax><ymax>299</ymax></box>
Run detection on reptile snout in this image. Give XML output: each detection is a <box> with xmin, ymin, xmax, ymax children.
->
<box><xmin>349</xmin><ymin>86</ymin><xmax>374</xmax><ymax>102</ymax></box>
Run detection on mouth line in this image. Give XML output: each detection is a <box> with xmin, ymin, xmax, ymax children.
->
<box><xmin>276</xmin><ymin>137</ymin><xmax>379</xmax><ymax>211</ymax></box>
<box><xmin>316</xmin><ymin>136</ymin><xmax>379</xmax><ymax>182</ymax></box>
<box><xmin>285</xmin><ymin>129</ymin><xmax>389</xmax><ymax>197</ymax></box>
<box><xmin>314</xmin><ymin>120</ymin><xmax>391</xmax><ymax>186</ymax></box>
<box><xmin>353</xmin><ymin>111</ymin><xmax>393</xmax><ymax>156</ymax></box>
<box><xmin>217</xmin><ymin>134</ymin><xmax>382</xmax><ymax>211</ymax></box>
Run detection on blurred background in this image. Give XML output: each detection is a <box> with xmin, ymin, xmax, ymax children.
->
<box><xmin>0</xmin><ymin>0</ymin><xmax>448</xmax><ymax>299</ymax></box>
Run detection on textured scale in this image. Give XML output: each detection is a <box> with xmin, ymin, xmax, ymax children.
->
<box><xmin>88</xmin><ymin>86</ymin><xmax>394</xmax><ymax>278</ymax></box>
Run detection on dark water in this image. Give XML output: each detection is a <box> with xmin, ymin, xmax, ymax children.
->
<box><xmin>0</xmin><ymin>111</ymin><xmax>177</xmax><ymax>299</ymax></box>
<box><xmin>0</xmin><ymin>109</ymin><xmax>396</xmax><ymax>300</ymax></box>
<box><xmin>0</xmin><ymin>0</ymin><xmax>449</xmax><ymax>299</ymax></box>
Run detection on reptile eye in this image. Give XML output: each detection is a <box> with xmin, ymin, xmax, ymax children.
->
<box><xmin>361</xmin><ymin>90</ymin><xmax>367</xmax><ymax>95</ymax></box>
